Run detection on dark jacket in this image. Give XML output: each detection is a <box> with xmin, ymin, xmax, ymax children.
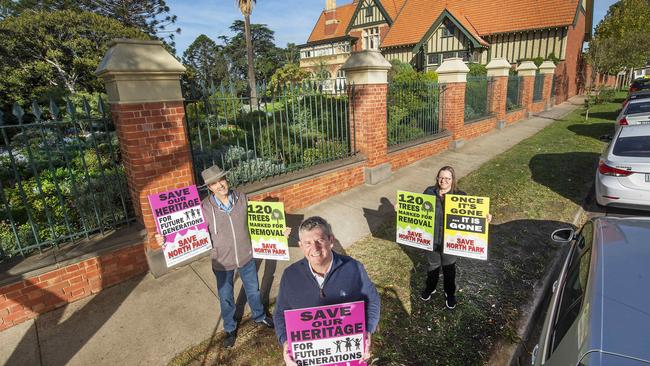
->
<box><xmin>201</xmin><ymin>190</ymin><xmax>253</xmax><ymax>271</ymax></box>
<box><xmin>273</xmin><ymin>252</ymin><xmax>381</xmax><ymax>345</ymax></box>
<box><xmin>423</xmin><ymin>186</ymin><xmax>466</xmax><ymax>249</ymax></box>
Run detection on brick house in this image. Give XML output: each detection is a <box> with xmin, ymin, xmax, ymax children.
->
<box><xmin>299</xmin><ymin>0</ymin><xmax>594</xmax><ymax>102</ymax></box>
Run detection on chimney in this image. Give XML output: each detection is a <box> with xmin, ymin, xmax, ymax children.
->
<box><xmin>326</xmin><ymin>0</ymin><xmax>336</xmax><ymax>11</ymax></box>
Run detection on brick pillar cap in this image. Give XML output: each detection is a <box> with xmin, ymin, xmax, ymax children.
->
<box><xmin>539</xmin><ymin>61</ymin><xmax>556</xmax><ymax>74</ymax></box>
<box><xmin>341</xmin><ymin>50</ymin><xmax>392</xmax><ymax>72</ymax></box>
<box><xmin>486</xmin><ymin>58</ymin><xmax>512</xmax><ymax>77</ymax></box>
<box><xmin>517</xmin><ymin>61</ymin><xmax>538</xmax><ymax>77</ymax></box>
<box><xmin>436</xmin><ymin>57</ymin><xmax>469</xmax><ymax>83</ymax></box>
<box><xmin>95</xmin><ymin>38</ymin><xmax>186</xmax><ymax>77</ymax></box>
<box><xmin>342</xmin><ymin>50</ymin><xmax>391</xmax><ymax>84</ymax></box>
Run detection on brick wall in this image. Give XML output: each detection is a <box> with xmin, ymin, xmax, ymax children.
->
<box><xmin>554</xmin><ymin>8</ymin><xmax>586</xmax><ymax>103</ymax></box>
<box><xmin>388</xmin><ymin>136</ymin><xmax>451</xmax><ymax>171</ymax></box>
<box><xmin>111</xmin><ymin>102</ymin><xmax>195</xmax><ymax>251</ymax></box>
<box><xmin>461</xmin><ymin>117</ymin><xmax>498</xmax><ymax>141</ymax></box>
<box><xmin>349</xmin><ymin>84</ymin><xmax>389</xmax><ymax>167</ymax></box>
<box><xmin>529</xmin><ymin>101</ymin><xmax>546</xmax><ymax>113</ymax></box>
<box><xmin>250</xmin><ymin>164</ymin><xmax>366</xmax><ymax>212</ymax></box>
<box><xmin>0</xmin><ymin>244</ymin><xmax>147</xmax><ymax>331</ymax></box>
<box><xmin>505</xmin><ymin>109</ymin><xmax>527</xmax><ymax>125</ymax></box>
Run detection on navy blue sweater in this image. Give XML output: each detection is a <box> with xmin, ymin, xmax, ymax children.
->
<box><xmin>273</xmin><ymin>252</ymin><xmax>381</xmax><ymax>345</ymax></box>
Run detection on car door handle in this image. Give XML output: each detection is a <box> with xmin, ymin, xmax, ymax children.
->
<box><xmin>531</xmin><ymin>344</ymin><xmax>539</xmax><ymax>365</ymax></box>
<box><xmin>552</xmin><ymin>280</ymin><xmax>559</xmax><ymax>293</ymax></box>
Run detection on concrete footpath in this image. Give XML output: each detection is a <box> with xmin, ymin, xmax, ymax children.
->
<box><xmin>0</xmin><ymin>97</ymin><xmax>584</xmax><ymax>366</ymax></box>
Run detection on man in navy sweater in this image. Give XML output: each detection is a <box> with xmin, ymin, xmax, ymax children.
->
<box><xmin>273</xmin><ymin>216</ymin><xmax>381</xmax><ymax>365</ymax></box>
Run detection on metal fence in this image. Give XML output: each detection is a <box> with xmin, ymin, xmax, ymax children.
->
<box><xmin>465</xmin><ymin>76</ymin><xmax>493</xmax><ymax>122</ymax></box>
<box><xmin>0</xmin><ymin>97</ymin><xmax>134</xmax><ymax>262</ymax></box>
<box><xmin>183</xmin><ymin>82</ymin><xmax>356</xmax><ymax>187</ymax></box>
<box><xmin>506</xmin><ymin>75</ymin><xmax>523</xmax><ymax>111</ymax></box>
<box><xmin>533</xmin><ymin>73</ymin><xmax>545</xmax><ymax>101</ymax></box>
<box><xmin>387</xmin><ymin>81</ymin><xmax>441</xmax><ymax>146</ymax></box>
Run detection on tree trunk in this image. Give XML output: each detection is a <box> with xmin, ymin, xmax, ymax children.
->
<box><xmin>244</xmin><ymin>14</ymin><xmax>258</xmax><ymax>108</ymax></box>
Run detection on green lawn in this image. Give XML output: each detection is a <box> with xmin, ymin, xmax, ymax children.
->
<box><xmin>168</xmin><ymin>94</ymin><xmax>622</xmax><ymax>366</ymax></box>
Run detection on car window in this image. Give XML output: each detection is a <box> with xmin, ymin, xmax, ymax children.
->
<box><xmin>626</xmin><ymin>101</ymin><xmax>650</xmax><ymax>115</ymax></box>
<box><xmin>613</xmin><ymin>136</ymin><xmax>650</xmax><ymax>157</ymax></box>
<box><xmin>549</xmin><ymin>222</ymin><xmax>593</xmax><ymax>355</ymax></box>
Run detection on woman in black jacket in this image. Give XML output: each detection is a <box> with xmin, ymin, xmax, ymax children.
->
<box><xmin>420</xmin><ymin>165</ymin><xmax>490</xmax><ymax>309</ymax></box>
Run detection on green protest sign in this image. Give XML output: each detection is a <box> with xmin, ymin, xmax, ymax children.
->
<box><xmin>396</xmin><ymin>190</ymin><xmax>435</xmax><ymax>251</ymax></box>
<box><xmin>247</xmin><ymin>201</ymin><xmax>290</xmax><ymax>261</ymax></box>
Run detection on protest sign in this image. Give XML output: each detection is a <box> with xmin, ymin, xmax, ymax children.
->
<box><xmin>285</xmin><ymin>301</ymin><xmax>366</xmax><ymax>366</ymax></box>
<box><xmin>395</xmin><ymin>190</ymin><xmax>435</xmax><ymax>251</ymax></box>
<box><xmin>443</xmin><ymin>194</ymin><xmax>490</xmax><ymax>260</ymax></box>
<box><xmin>148</xmin><ymin>185</ymin><xmax>212</xmax><ymax>267</ymax></box>
<box><xmin>247</xmin><ymin>201</ymin><xmax>289</xmax><ymax>261</ymax></box>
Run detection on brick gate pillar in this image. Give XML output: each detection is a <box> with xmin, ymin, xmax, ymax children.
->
<box><xmin>436</xmin><ymin>58</ymin><xmax>469</xmax><ymax>149</ymax></box>
<box><xmin>517</xmin><ymin>61</ymin><xmax>538</xmax><ymax>116</ymax></box>
<box><xmin>96</xmin><ymin>39</ymin><xmax>193</xmax><ymax>276</ymax></box>
<box><xmin>341</xmin><ymin>50</ymin><xmax>392</xmax><ymax>185</ymax></box>
<box><xmin>539</xmin><ymin>61</ymin><xmax>557</xmax><ymax>110</ymax></box>
<box><xmin>486</xmin><ymin>58</ymin><xmax>511</xmax><ymax>129</ymax></box>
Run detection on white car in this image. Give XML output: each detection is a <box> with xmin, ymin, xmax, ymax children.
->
<box><xmin>596</xmin><ymin>124</ymin><xmax>650</xmax><ymax>210</ymax></box>
<box><xmin>615</xmin><ymin>99</ymin><xmax>650</xmax><ymax>134</ymax></box>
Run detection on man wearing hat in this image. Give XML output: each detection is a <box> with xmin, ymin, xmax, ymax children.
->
<box><xmin>156</xmin><ymin>165</ymin><xmax>274</xmax><ymax>348</ymax></box>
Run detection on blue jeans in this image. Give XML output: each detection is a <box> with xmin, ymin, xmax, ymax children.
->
<box><xmin>213</xmin><ymin>259</ymin><xmax>265</xmax><ymax>332</ymax></box>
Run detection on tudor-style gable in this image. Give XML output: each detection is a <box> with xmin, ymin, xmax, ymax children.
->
<box><xmin>347</xmin><ymin>0</ymin><xmax>392</xmax><ymax>31</ymax></box>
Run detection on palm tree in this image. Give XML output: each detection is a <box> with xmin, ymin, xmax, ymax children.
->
<box><xmin>236</xmin><ymin>0</ymin><xmax>258</xmax><ymax>107</ymax></box>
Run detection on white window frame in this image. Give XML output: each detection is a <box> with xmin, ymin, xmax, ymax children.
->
<box><xmin>363</xmin><ymin>27</ymin><xmax>380</xmax><ymax>50</ymax></box>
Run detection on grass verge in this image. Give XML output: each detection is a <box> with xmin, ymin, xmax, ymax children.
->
<box><xmin>168</xmin><ymin>95</ymin><xmax>621</xmax><ymax>366</ymax></box>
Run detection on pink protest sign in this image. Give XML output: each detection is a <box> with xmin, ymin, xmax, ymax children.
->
<box><xmin>148</xmin><ymin>185</ymin><xmax>212</xmax><ymax>267</ymax></box>
<box><xmin>285</xmin><ymin>301</ymin><xmax>366</xmax><ymax>366</ymax></box>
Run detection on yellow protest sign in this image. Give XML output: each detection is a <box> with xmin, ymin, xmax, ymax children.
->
<box><xmin>443</xmin><ymin>194</ymin><xmax>490</xmax><ymax>260</ymax></box>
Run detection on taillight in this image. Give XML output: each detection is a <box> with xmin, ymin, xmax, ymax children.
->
<box><xmin>630</xmin><ymin>87</ymin><xmax>639</xmax><ymax>92</ymax></box>
<box><xmin>598</xmin><ymin>160</ymin><xmax>633</xmax><ymax>177</ymax></box>
<box><xmin>619</xmin><ymin>117</ymin><xmax>628</xmax><ymax>125</ymax></box>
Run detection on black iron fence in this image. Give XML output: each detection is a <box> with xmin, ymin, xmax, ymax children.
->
<box><xmin>507</xmin><ymin>75</ymin><xmax>523</xmax><ymax>111</ymax></box>
<box><xmin>465</xmin><ymin>76</ymin><xmax>493</xmax><ymax>122</ymax></box>
<box><xmin>387</xmin><ymin>81</ymin><xmax>441</xmax><ymax>146</ymax></box>
<box><xmin>0</xmin><ymin>97</ymin><xmax>134</xmax><ymax>262</ymax></box>
<box><xmin>183</xmin><ymin>82</ymin><xmax>356</xmax><ymax>187</ymax></box>
<box><xmin>533</xmin><ymin>73</ymin><xmax>545</xmax><ymax>102</ymax></box>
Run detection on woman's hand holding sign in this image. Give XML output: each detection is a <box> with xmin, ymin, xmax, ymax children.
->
<box><xmin>362</xmin><ymin>332</ymin><xmax>372</xmax><ymax>362</ymax></box>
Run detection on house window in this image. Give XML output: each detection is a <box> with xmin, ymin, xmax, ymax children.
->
<box><xmin>441</xmin><ymin>21</ymin><xmax>456</xmax><ymax>37</ymax></box>
<box><xmin>335</xmin><ymin>69</ymin><xmax>346</xmax><ymax>91</ymax></box>
<box><xmin>461</xmin><ymin>50</ymin><xmax>471</xmax><ymax>62</ymax></box>
<box><xmin>363</xmin><ymin>27</ymin><xmax>380</xmax><ymax>50</ymax></box>
<box><xmin>365</xmin><ymin>6</ymin><xmax>373</xmax><ymax>17</ymax></box>
<box><xmin>427</xmin><ymin>53</ymin><xmax>441</xmax><ymax>65</ymax></box>
<box><xmin>442</xmin><ymin>51</ymin><xmax>456</xmax><ymax>61</ymax></box>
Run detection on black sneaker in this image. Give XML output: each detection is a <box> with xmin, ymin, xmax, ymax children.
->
<box><xmin>420</xmin><ymin>288</ymin><xmax>436</xmax><ymax>301</ymax></box>
<box><xmin>224</xmin><ymin>330</ymin><xmax>237</xmax><ymax>348</ymax></box>
<box><xmin>257</xmin><ymin>316</ymin><xmax>274</xmax><ymax>329</ymax></box>
<box><xmin>445</xmin><ymin>293</ymin><xmax>457</xmax><ymax>309</ymax></box>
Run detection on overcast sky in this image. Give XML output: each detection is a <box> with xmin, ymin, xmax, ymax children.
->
<box><xmin>169</xmin><ymin>0</ymin><xmax>619</xmax><ymax>56</ymax></box>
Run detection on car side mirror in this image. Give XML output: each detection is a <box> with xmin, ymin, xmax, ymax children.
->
<box><xmin>551</xmin><ymin>228</ymin><xmax>575</xmax><ymax>243</ymax></box>
<box><xmin>599</xmin><ymin>134</ymin><xmax>612</xmax><ymax>142</ymax></box>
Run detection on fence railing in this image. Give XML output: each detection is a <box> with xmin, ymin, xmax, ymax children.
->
<box><xmin>533</xmin><ymin>73</ymin><xmax>545</xmax><ymax>101</ymax></box>
<box><xmin>550</xmin><ymin>74</ymin><xmax>556</xmax><ymax>97</ymax></box>
<box><xmin>183</xmin><ymin>82</ymin><xmax>356</xmax><ymax>187</ymax></box>
<box><xmin>506</xmin><ymin>75</ymin><xmax>523</xmax><ymax>111</ymax></box>
<box><xmin>465</xmin><ymin>76</ymin><xmax>493</xmax><ymax>122</ymax></box>
<box><xmin>0</xmin><ymin>97</ymin><xmax>135</xmax><ymax>262</ymax></box>
<box><xmin>387</xmin><ymin>81</ymin><xmax>441</xmax><ymax>147</ymax></box>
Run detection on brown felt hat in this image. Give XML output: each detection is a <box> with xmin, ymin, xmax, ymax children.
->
<box><xmin>200</xmin><ymin>165</ymin><xmax>228</xmax><ymax>187</ymax></box>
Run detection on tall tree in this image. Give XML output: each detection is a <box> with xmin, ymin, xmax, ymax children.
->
<box><xmin>236</xmin><ymin>0</ymin><xmax>258</xmax><ymax>106</ymax></box>
<box><xmin>221</xmin><ymin>21</ymin><xmax>282</xmax><ymax>93</ymax></box>
<box><xmin>0</xmin><ymin>10</ymin><xmax>148</xmax><ymax>105</ymax></box>
<box><xmin>588</xmin><ymin>0</ymin><xmax>650</xmax><ymax>74</ymax></box>
<box><xmin>182</xmin><ymin>34</ymin><xmax>227</xmax><ymax>88</ymax></box>
<box><xmin>0</xmin><ymin>0</ymin><xmax>179</xmax><ymax>47</ymax></box>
